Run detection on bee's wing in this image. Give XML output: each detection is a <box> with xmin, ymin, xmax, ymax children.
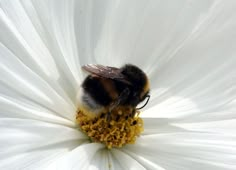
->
<box><xmin>82</xmin><ymin>64</ymin><xmax>131</xmax><ymax>84</ymax></box>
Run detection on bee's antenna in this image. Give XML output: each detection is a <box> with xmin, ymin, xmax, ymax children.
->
<box><xmin>136</xmin><ymin>95</ymin><xmax>150</xmax><ymax>110</ymax></box>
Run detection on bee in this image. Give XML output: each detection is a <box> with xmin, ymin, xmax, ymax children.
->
<box><xmin>77</xmin><ymin>64</ymin><xmax>150</xmax><ymax>118</ymax></box>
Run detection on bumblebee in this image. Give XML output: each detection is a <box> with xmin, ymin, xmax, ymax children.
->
<box><xmin>77</xmin><ymin>64</ymin><xmax>150</xmax><ymax>118</ymax></box>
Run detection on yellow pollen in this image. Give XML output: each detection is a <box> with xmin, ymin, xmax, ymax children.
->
<box><xmin>76</xmin><ymin>107</ymin><xmax>144</xmax><ymax>149</ymax></box>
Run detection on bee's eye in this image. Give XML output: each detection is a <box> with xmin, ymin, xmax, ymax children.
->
<box><xmin>136</xmin><ymin>94</ymin><xmax>150</xmax><ymax>110</ymax></box>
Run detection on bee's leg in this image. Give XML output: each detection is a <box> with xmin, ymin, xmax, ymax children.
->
<box><xmin>106</xmin><ymin>102</ymin><xmax>116</xmax><ymax>122</ymax></box>
<box><xmin>106</xmin><ymin>88</ymin><xmax>130</xmax><ymax>122</ymax></box>
<box><xmin>106</xmin><ymin>111</ymin><xmax>112</xmax><ymax>122</ymax></box>
<box><xmin>106</xmin><ymin>107</ymin><xmax>114</xmax><ymax>122</ymax></box>
<box><xmin>131</xmin><ymin>108</ymin><xmax>136</xmax><ymax>117</ymax></box>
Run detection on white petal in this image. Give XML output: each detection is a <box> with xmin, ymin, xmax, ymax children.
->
<box><xmin>173</xmin><ymin>119</ymin><xmax>236</xmax><ymax>135</ymax></box>
<box><xmin>48</xmin><ymin>144</ymin><xmax>146</xmax><ymax>170</ymax></box>
<box><xmin>89</xmin><ymin>149</ymin><xmax>110</xmax><ymax>170</ymax></box>
<box><xmin>124</xmin><ymin>132</ymin><xmax>236</xmax><ymax>170</ymax></box>
<box><xmin>0</xmin><ymin>0</ymin><xmax>87</xmax><ymax>103</ymax></box>
<box><xmin>0</xmin><ymin>0</ymin><xmax>59</xmax><ymax>79</ymax></box>
<box><xmin>110</xmin><ymin>149</ymin><xmax>146</xmax><ymax>170</ymax></box>
<box><xmin>143</xmin><ymin>1</ymin><xmax>236</xmax><ymax>119</ymax></box>
<box><xmin>142</xmin><ymin>118</ymin><xmax>185</xmax><ymax>135</ymax></box>
<box><xmin>88</xmin><ymin>149</ymin><xmax>131</xmax><ymax>170</ymax></box>
<box><xmin>21</xmin><ymin>0</ymin><xmax>84</xmax><ymax>82</ymax></box>
<box><xmin>89</xmin><ymin>0</ymin><xmax>219</xmax><ymax>68</ymax></box>
<box><xmin>0</xmin><ymin>44</ymin><xmax>76</xmax><ymax>122</ymax></box>
<box><xmin>140</xmin><ymin>118</ymin><xmax>236</xmax><ymax>169</ymax></box>
<box><xmin>0</xmin><ymin>118</ymin><xmax>88</xmax><ymax>170</ymax></box>
<box><xmin>47</xmin><ymin>143</ymin><xmax>104</xmax><ymax>170</ymax></box>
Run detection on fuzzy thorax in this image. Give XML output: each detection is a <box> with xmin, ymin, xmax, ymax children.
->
<box><xmin>76</xmin><ymin>107</ymin><xmax>144</xmax><ymax>149</ymax></box>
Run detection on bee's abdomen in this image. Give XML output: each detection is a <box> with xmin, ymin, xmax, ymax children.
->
<box><xmin>82</xmin><ymin>76</ymin><xmax>112</xmax><ymax>106</ymax></box>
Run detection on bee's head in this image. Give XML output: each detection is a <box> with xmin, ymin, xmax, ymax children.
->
<box><xmin>121</xmin><ymin>64</ymin><xmax>150</xmax><ymax>109</ymax></box>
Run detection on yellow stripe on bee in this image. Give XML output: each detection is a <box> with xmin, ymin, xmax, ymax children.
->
<box><xmin>141</xmin><ymin>77</ymin><xmax>150</xmax><ymax>98</ymax></box>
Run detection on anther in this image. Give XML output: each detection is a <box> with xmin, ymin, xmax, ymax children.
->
<box><xmin>76</xmin><ymin>107</ymin><xmax>143</xmax><ymax>148</ymax></box>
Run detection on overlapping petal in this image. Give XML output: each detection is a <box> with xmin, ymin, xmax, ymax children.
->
<box><xmin>124</xmin><ymin>132</ymin><xmax>236</xmax><ymax>170</ymax></box>
<box><xmin>0</xmin><ymin>119</ymin><xmax>88</xmax><ymax>169</ymax></box>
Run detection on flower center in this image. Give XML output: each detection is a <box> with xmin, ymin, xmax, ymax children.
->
<box><xmin>76</xmin><ymin>107</ymin><xmax>144</xmax><ymax>149</ymax></box>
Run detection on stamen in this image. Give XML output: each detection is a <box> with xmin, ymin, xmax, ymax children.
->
<box><xmin>76</xmin><ymin>107</ymin><xmax>144</xmax><ymax>149</ymax></box>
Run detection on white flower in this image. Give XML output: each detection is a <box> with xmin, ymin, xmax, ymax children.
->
<box><xmin>0</xmin><ymin>0</ymin><xmax>236</xmax><ymax>169</ymax></box>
